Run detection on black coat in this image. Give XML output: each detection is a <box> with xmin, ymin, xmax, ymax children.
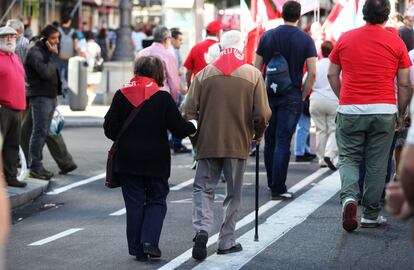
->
<box><xmin>24</xmin><ymin>40</ymin><xmax>62</xmax><ymax>98</ymax></box>
<box><xmin>104</xmin><ymin>90</ymin><xmax>196</xmax><ymax>180</ymax></box>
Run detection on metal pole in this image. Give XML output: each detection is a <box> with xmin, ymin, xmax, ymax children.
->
<box><xmin>28</xmin><ymin>0</ymin><xmax>31</xmax><ymax>18</ymax></box>
<box><xmin>19</xmin><ymin>0</ymin><xmax>23</xmax><ymax>16</ymax></box>
<box><xmin>112</xmin><ymin>0</ymin><xmax>134</xmax><ymax>61</ymax></box>
<box><xmin>46</xmin><ymin>0</ymin><xmax>49</xmax><ymax>24</ymax></box>
<box><xmin>70</xmin><ymin>0</ymin><xmax>82</xmax><ymax>18</ymax></box>
<box><xmin>52</xmin><ymin>0</ymin><xmax>55</xmax><ymax>22</ymax></box>
<box><xmin>0</xmin><ymin>0</ymin><xmax>19</xmax><ymax>25</ymax></box>
<box><xmin>254</xmin><ymin>143</ymin><xmax>260</xmax><ymax>242</ymax></box>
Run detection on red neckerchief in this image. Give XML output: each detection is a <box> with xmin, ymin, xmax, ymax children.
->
<box><xmin>212</xmin><ymin>48</ymin><xmax>246</xmax><ymax>76</ymax></box>
<box><xmin>120</xmin><ymin>76</ymin><xmax>159</xmax><ymax>107</ymax></box>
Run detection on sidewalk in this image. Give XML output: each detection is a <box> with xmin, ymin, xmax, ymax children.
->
<box><xmin>8</xmin><ymin>105</ymin><xmax>109</xmax><ymax>209</ymax></box>
<box><xmin>59</xmin><ymin>105</ymin><xmax>108</xmax><ymax>128</ymax></box>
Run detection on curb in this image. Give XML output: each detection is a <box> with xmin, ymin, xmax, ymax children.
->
<box><xmin>7</xmin><ymin>179</ymin><xmax>50</xmax><ymax>209</ymax></box>
<box><xmin>64</xmin><ymin>118</ymin><xmax>104</xmax><ymax>128</ymax></box>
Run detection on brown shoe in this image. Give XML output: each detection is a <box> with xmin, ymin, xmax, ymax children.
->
<box><xmin>217</xmin><ymin>243</ymin><xmax>243</xmax><ymax>255</ymax></box>
<box><xmin>7</xmin><ymin>179</ymin><xmax>27</xmax><ymax>188</ymax></box>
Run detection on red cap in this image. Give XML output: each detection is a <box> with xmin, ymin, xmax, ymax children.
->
<box><xmin>206</xmin><ymin>20</ymin><xmax>222</xmax><ymax>35</ymax></box>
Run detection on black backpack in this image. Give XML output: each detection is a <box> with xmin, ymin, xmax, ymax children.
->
<box><xmin>265</xmin><ymin>52</ymin><xmax>293</xmax><ymax>97</ymax></box>
<box><xmin>265</xmin><ymin>29</ymin><xmax>297</xmax><ymax>97</ymax></box>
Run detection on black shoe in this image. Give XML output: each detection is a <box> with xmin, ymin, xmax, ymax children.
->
<box><xmin>192</xmin><ymin>160</ymin><xmax>197</xmax><ymax>170</ymax></box>
<box><xmin>295</xmin><ymin>155</ymin><xmax>314</xmax><ymax>162</ymax></box>
<box><xmin>29</xmin><ymin>168</ymin><xmax>53</xmax><ymax>180</ymax></box>
<box><xmin>7</xmin><ymin>179</ymin><xmax>27</xmax><ymax>188</ymax></box>
<box><xmin>304</xmin><ymin>152</ymin><xmax>317</xmax><ymax>159</ymax></box>
<box><xmin>136</xmin><ymin>254</ymin><xmax>148</xmax><ymax>262</ymax></box>
<box><xmin>142</xmin><ymin>243</ymin><xmax>161</xmax><ymax>259</ymax></box>
<box><xmin>249</xmin><ymin>148</ymin><xmax>256</xmax><ymax>157</ymax></box>
<box><xmin>174</xmin><ymin>146</ymin><xmax>191</xmax><ymax>154</ymax></box>
<box><xmin>323</xmin><ymin>157</ymin><xmax>337</xmax><ymax>171</ymax></box>
<box><xmin>217</xmin><ymin>243</ymin><xmax>243</xmax><ymax>255</ymax></box>
<box><xmin>192</xmin><ymin>230</ymin><xmax>208</xmax><ymax>261</ymax></box>
<box><xmin>59</xmin><ymin>164</ymin><xmax>77</xmax><ymax>175</ymax></box>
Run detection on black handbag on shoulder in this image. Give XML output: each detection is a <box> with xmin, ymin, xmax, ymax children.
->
<box><xmin>105</xmin><ymin>101</ymin><xmax>147</xmax><ymax>188</ymax></box>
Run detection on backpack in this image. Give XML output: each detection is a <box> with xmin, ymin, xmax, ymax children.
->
<box><xmin>265</xmin><ymin>52</ymin><xmax>293</xmax><ymax>97</ymax></box>
<box><xmin>58</xmin><ymin>27</ymin><xmax>75</xmax><ymax>58</ymax></box>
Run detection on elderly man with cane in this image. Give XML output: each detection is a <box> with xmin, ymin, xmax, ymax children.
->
<box><xmin>183</xmin><ymin>30</ymin><xmax>271</xmax><ymax>260</ymax></box>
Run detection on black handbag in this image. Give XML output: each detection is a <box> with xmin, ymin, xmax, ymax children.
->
<box><xmin>105</xmin><ymin>101</ymin><xmax>147</xmax><ymax>188</ymax></box>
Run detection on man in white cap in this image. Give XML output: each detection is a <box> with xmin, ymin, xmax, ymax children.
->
<box><xmin>183</xmin><ymin>30</ymin><xmax>271</xmax><ymax>260</ymax></box>
<box><xmin>0</xmin><ymin>26</ymin><xmax>27</xmax><ymax>188</ymax></box>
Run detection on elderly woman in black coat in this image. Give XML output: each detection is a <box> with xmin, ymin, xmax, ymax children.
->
<box><xmin>104</xmin><ymin>56</ymin><xmax>196</xmax><ymax>261</ymax></box>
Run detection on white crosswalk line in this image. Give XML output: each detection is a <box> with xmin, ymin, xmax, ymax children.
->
<box><xmin>170</xmin><ymin>178</ymin><xmax>194</xmax><ymax>191</ymax></box>
<box><xmin>157</xmin><ymin>167</ymin><xmax>329</xmax><ymax>270</ymax></box>
<box><xmin>193</xmin><ymin>171</ymin><xmax>340</xmax><ymax>270</ymax></box>
<box><xmin>109</xmin><ymin>208</ymin><xmax>126</xmax><ymax>216</ymax></box>
<box><xmin>46</xmin><ymin>173</ymin><xmax>106</xmax><ymax>195</ymax></box>
<box><xmin>28</xmin><ymin>228</ymin><xmax>84</xmax><ymax>246</ymax></box>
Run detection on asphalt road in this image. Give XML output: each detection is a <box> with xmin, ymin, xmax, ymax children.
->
<box><xmin>6</xmin><ymin>127</ymin><xmax>414</xmax><ymax>270</ymax></box>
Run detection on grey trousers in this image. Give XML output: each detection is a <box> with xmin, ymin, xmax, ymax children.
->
<box><xmin>193</xmin><ymin>158</ymin><xmax>246</xmax><ymax>250</ymax></box>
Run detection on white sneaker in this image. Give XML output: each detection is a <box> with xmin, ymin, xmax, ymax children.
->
<box><xmin>360</xmin><ymin>216</ymin><xmax>387</xmax><ymax>228</ymax></box>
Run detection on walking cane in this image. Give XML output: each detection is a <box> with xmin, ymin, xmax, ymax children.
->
<box><xmin>254</xmin><ymin>143</ymin><xmax>260</xmax><ymax>242</ymax></box>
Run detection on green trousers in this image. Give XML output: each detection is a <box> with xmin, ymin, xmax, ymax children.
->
<box><xmin>336</xmin><ymin>113</ymin><xmax>395</xmax><ymax>219</ymax></box>
<box><xmin>21</xmin><ymin>107</ymin><xmax>76</xmax><ymax>172</ymax></box>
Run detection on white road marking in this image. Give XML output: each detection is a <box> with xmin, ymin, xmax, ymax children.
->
<box><xmin>244</xmin><ymin>172</ymin><xmax>267</xmax><ymax>176</ymax></box>
<box><xmin>157</xmin><ymin>167</ymin><xmax>329</xmax><ymax>270</ymax></box>
<box><xmin>28</xmin><ymin>228</ymin><xmax>84</xmax><ymax>246</ymax></box>
<box><xmin>109</xmin><ymin>208</ymin><xmax>126</xmax><ymax>216</ymax></box>
<box><xmin>170</xmin><ymin>178</ymin><xmax>194</xmax><ymax>191</ymax></box>
<box><xmin>46</xmin><ymin>173</ymin><xmax>106</xmax><ymax>195</ymax></box>
<box><xmin>193</xmin><ymin>171</ymin><xmax>341</xmax><ymax>270</ymax></box>
<box><xmin>247</xmin><ymin>161</ymin><xmax>312</xmax><ymax>166</ymax></box>
<box><xmin>171</xmin><ymin>165</ymin><xmax>193</xmax><ymax>169</ymax></box>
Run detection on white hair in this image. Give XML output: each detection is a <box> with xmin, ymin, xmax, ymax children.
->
<box><xmin>204</xmin><ymin>43</ymin><xmax>221</xmax><ymax>64</ymax></box>
<box><xmin>6</xmin><ymin>19</ymin><xmax>24</xmax><ymax>34</ymax></box>
<box><xmin>220</xmin><ymin>30</ymin><xmax>244</xmax><ymax>52</ymax></box>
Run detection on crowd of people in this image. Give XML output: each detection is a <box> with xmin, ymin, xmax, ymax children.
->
<box><xmin>1</xmin><ymin>0</ymin><xmax>414</xmax><ymax>266</ymax></box>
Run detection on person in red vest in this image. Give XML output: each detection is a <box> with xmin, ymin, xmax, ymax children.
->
<box><xmin>0</xmin><ymin>26</ymin><xmax>27</xmax><ymax>188</ymax></box>
<box><xmin>184</xmin><ymin>20</ymin><xmax>222</xmax><ymax>87</ymax></box>
<box><xmin>328</xmin><ymin>0</ymin><xmax>412</xmax><ymax>232</ymax></box>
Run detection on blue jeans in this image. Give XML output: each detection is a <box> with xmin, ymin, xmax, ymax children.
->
<box><xmin>58</xmin><ymin>60</ymin><xmax>68</xmax><ymax>88</ymax></box>
<box><xmin>29</xmin><ymin>97</ymin><xmax>56</xmax><ymax>170</ymax></box>
<box><xmin>120</xmin><ymin>173</ymin><xmax>169</xmax><ymax>257</ymax></box>
<box><xmin>294</xmin><ymin>113</ymin><xmax>311</xmax><ymax>156</ymax></box>
<box><xmin>264</xmin><ymin>96</ymin><xmax>302</xmax><ymax>195</ymax></box>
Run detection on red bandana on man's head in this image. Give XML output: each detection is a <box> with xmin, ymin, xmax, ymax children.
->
<box><xmin>120</xmin><ymin>76</ymin><xmax>159</xmax><ymax>107</ymax></box>
<box><xmin>212</xmin><ymin>48</ymin><xmax>246</xmax><ymax>76</ymax></box>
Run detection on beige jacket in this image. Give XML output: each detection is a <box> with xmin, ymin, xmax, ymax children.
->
<box><xmin>183</xmin><ymin>64</ymin><xmax>271</xmax><ymax>160</ymax></box>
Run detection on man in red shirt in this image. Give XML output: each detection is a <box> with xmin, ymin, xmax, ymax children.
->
<box><xmin>184</xmin><ymin>21</ymin><xmax>221</xmax><ymax>87</ymax></box>
<box><xmin>328</xmin><ymin>0</ymin><xmax>412</xmax><ymax>232</ymax></box>
<box><xmin>0</xmin><ymin>26</ymin><xmax>27</xmax><ymax>188</ymax></box>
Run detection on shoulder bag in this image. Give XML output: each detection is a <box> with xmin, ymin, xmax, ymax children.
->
<box><xmin>105</xmin><ymin>101</ymin><xmax>146</xmax><ymax>188</ymax></box>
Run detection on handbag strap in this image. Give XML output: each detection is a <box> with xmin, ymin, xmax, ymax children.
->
<box><xmin>113</xmin><ymin>101</ymin><xmax>147</xmax><ymax>148</ymax></box>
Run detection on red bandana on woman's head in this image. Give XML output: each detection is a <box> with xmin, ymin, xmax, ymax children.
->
<box><xmin>212</xmin><ymin>48</ymin><xmax>246</xmax><ymax>76</ymax></box>
<box><xmin>120</xmin><ymin>76</ymin><xmax>159</xmax><ymax>107</ymax></box>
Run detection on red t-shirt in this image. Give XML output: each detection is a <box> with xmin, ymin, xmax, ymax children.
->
<box><xmin>184</xmin><ymin>38</ymin><xmax>217</xmax><ymax>75</ymax></box>
<box><xmin>329</xmin><ymin>24</ymin><xmax>412</xmax><ymax>105</ymax></box>
<box><xmin>0</xmin><ymin>51</ymin><xmax>26</xmax><ymax>110</ymax></box>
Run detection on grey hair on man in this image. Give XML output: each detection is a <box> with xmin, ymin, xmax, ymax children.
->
<box><xmin>6</xmin><ymin>19</ymin><xmax>24</xmax><ymax>35</ymax></box>
<box><xmin>153</xmin><ymin>26</ymin><xmax>171</xmax><ymax>43</ymax></box>
<box><xmin>220</xmin><ymin>30</ymin><xmax>244</xmax><ymax>52</ymax></box>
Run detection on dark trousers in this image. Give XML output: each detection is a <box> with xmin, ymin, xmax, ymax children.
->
<box><xmin>0</xmin><ymin>107</ymin><xmax>22</xmax><ymax>182</ymax></box>
<box><xmin>120</xmin><ymin>173</ymin><xmax>169</xmax><ymax>257</ymax></box>
<box><xmin>21</xmin><ymin>106</ymin><xmax>75</xmax><ymax>171</ymax></box>
<box><xmin>264</xmin><ymin>96</ymin><xmax>302</xmax><ymax>195</ymax></box>
<box><xmin>28</xmin><ymin>97</ymin><xmax>56</xmax><ymax>170</ymax></box>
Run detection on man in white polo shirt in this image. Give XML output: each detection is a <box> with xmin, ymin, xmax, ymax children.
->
<box><xmin>328</xmin><ymin>0</ymin><xmax>412</xmax><ymax>232</ymax></box>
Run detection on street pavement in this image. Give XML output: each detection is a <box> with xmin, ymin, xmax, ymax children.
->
<box><xmin>5</xmin><ymin>127</ymin><xmax>414</xmax><ymax>270</ymax></box>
